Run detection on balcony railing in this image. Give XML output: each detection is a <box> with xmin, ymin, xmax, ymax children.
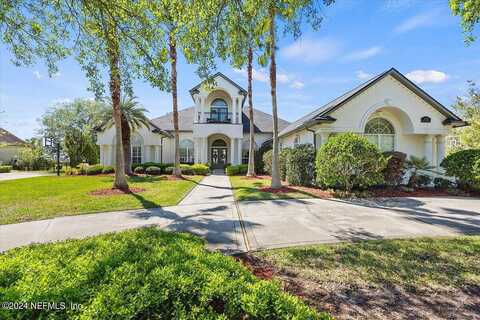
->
<box><xmin>202</xmin><ymin>111</ymin><xmax>232</xmax><ymax>123</ymax></box>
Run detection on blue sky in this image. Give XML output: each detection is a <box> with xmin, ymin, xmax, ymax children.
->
<box><xmin>1</xmin><ymin>0</ymin><xmax>479</xmax><ymax>139</ymax></box>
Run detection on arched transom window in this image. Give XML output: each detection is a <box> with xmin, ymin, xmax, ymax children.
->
<box><xmin>210</xmin><ymin>98</ymin><xmax>229</xmax><ymax>123</ymax></box>
<box><xmin>180</xmin><ymin>139</ymin><xmax>194</xmax><ymax>163</ymax></box>
<box><xmin>364</xmin><ymin>118</ymin><xmax>395</xmax><ymax>152</ymax></box>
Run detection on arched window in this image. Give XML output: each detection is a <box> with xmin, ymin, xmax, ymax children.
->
<box><xmin>364</xmin><ymin>118</ymin><xmax>395</xmax><ymax>152</ymax></box>
<box><xmin>212</xmin><ymin>139</ymin><xmax>227</xmax><ymax>147</ymax></box>
<box><xmin>180</xmin><ymin>139</ymin><xmax>194</xmax><ymax>163</ymax></box>
<box><xmin>131</xmin><ymin>134</ymin><xmax>144</xmax><ymax>164</ymax></box>
<box><xmin>210</xmin><ymin>98</ymin><xmax>229</xmax><ymax>123</ymax></box>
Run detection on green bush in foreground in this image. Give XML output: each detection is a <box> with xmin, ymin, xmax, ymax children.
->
<box><xmin>145</xmin><ymin>166</ymin><xmax>161</xmax><ymax>175</ymax></box>
<box><xmin>0</xmin><ymin>165</ymin><xmax>12</xmax><ymax>173</ymax></box>
<box><xmin>262</xmin><ymin>148</ymin><xmax>290</xmax><ymax>180</ymax></box>
<box><xmin>316</xmin><ymin>133</ymin><xmax>387</xmax><ymax>191</ymax></box>
<box><xmin>0</xmin><ymin>228</ymin><xmax>330</xmax><ymax>319</ymax></box>
<box><xmin>101</xmin><ymin>165</ymin><xmax>115</xmax><ymax>174</ymax></box>
<box><xmin>286</xmin><ymin>144</ymin><xmax>316</xmax><ymax>186</ymax></box>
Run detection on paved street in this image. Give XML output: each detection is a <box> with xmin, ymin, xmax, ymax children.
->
<box><xmin>1</xmin><ymin>173</ymin><xmax>479</xmax><ymax>254</ymax></box>
<box><xmin>0</xmin><ymin>171</ymin><xmax>51</xmax><ymax>181</ymax></box>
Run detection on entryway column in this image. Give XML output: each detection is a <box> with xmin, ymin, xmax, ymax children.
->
<box><xmin>230</xmin><ymin>139</ymin><xmax>235</xmax><ymax>165</ymax></box>
<box><xmin>424</xmin><ymin>135</ymin><xmax>434</xmax><ymax>165</ymax></box>
<box><xmin>237</xmin><ymin>138</ymin><xmax>242</xmax><ymax>165</ymax></box>
<box><xmin>436</xmin><ymin>135</ymin><xmax>446</xmax><ymax>169</ymax></box>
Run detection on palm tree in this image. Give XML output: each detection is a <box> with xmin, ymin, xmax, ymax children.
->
<box><xmin>103</xmin><ymin>96</ymin><xmax>150</xmax><ymax>175</ymax></box>
<box><xmin>405</xmin><ymin>155</ymin><xmax>435</xmax><ymax>188</ymax></box>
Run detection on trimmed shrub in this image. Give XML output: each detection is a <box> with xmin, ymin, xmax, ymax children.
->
<box><xmin>64</xmin><ymin>167</ymin><xmax>79</xmax><ymax>175</ymax></box>
<box><xmin>86</xmin><ymin>164</ymin><xmax>104</xmax><ymax>175</ymax></box>
<box><xmin>134</xmin><ymin>166</ymin><xmax>145</xmax><ymax>174</ymax></box>
<box><xmin>226</xmin><ymin>164</ymin><xmax>248</xmax><ymax>176</ymax></box>
<box><xmin>441</xmin><ymin>149</ymin><xmax>480</xmax><ymax>190</ymax></box>
<box><xmin>262</xmin><ymin>148</ymin><xmax>290</xmax><ymax>180</ymax></box>
<box><xmin>382</xmin><ymin>151</ymin><xmax>407</xmax><ymax>186</ymax></box>
<box><xmin>145</xmin><ymin>166</ymin><xmax>161</xmax><ymax>175</ymax></box>
<box><xmin>0</xmin><ymin>228</ymin><xmax>330</xmax><ymax>319</ymax></box>
<box><xmin>102</xmin><ymin>165</ymin><xmax>115</xmax><ymax>174</ymax></box>
<box><xmin>316</xmin><ymin>133</ymin><xmax>387</xmax><ymax>191</ymax></box>
<box><xmin>0</xmin><ymin>165</ymin><xmax>12</xmax><ymax>173</ymax></box>
<box><xmin>286</xmin><ymin>144</ymin><xmax>316</xmax><ymax>186</ymax></box>
<box><xmin>434</xmin><ymin>177</ymin><xmax>454</xmax><ymax>190</ymax></box>
<box><xmin>164</xmin><ymin>166</ymin><xmax>174</xmax><ymax>175</ymax></box>
<box><xmin>474</xmin><ymin>158</ymin><xmax>480</xmax><ymax>187</ymax></box>
<box><xmin>180</xmin><ymin>164</ymin><xmax>194</xmax><ymax>175</ymax></box>
<box><xmin>191</xmin><ymin>164</ymin><xmax>209</xmax><ymax>175</ymax></box>
<box><xmin>77</xmin><ymin>163</ymin><xmax>89</xmax><ymax>175</ymax></box>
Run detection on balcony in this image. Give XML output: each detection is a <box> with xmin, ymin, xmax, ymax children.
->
<box><xmin>202</xmin><ymin>111</ymin><xmax>232</xmax><ymax>123</ymax></box>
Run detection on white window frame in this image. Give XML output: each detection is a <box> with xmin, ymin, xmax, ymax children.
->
<box><xmin>180</xmin><ymin>139</ymin><xmax>194</xmax><ymax>163</ymax></box>
<box><xmin>132</xmin><ymin>145</ymin><xmax>142</xmax><ymax>164</ymax></box>
<box><xmin>364</xmin><ymin>118</ymin><xmax>395</xmax><ymax>152</ymax></box>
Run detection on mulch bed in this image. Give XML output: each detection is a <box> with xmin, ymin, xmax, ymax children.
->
<box><xmin>240</xmin><ymin>175</ymin><xmax>272</xmax><ymax>180</ymax></box>
<box><xmin>238</xmin><ymin>253</ymin><xmax>480</xmax><ymax>320</ymax></box>
<box><xmin>88</xmin><ymin>187</ymin><xmax>146</xmax><ymax>196</ymax></box>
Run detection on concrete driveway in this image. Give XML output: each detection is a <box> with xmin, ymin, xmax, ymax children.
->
<box><xmin>0</xmin><ymin>172</ymin><xmax>479</xmax><ymax>254</ymax></box>
<box><xmin>0</xmin><ymin>171</ymin><xmax>51</xmax><ymax>181</ymax></box>
<box><xmin>238</xmin><ymin>197</ymin><xmax>480</xmax><ymax>251</ymax></box>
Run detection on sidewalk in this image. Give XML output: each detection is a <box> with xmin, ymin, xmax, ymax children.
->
<box><xmin>180</xmin><ymin>174</ymin><xmax>234</xmax><ymax>205</ymax></box>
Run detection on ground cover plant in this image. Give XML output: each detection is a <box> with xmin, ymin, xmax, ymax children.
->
<box><xmin>0</xmin><ymin>175</ymin><xmax>202</xmax><ymax>225</ymax></box>
<box><xmin>250</xmin><ymin>236</ymin><xmax>480</xmax><ymax>320</ymax></box>
<box><xmin>0</xmin><ymin>228</ymin><xmax>331</xmax><ymax>319</ymax></box>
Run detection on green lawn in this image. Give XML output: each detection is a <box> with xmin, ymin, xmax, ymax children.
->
<box><xmin>254</xmin><ymin>237</ymin><xmax>480</xmax><ymax>319</ymax></box>
<box><xmin>0</xmin><ymin>175</ymin><xmax>203</xmax><ymax>225</ymax></box>
<box><xmin>229</xmin><ymin>176</ymin><xmax>315</xmax><ymax>201</ymax></box>
<box><xmin>0</xmin><ymin>228</ymin><xmax>330</xmax><ymax>319</ymax></box>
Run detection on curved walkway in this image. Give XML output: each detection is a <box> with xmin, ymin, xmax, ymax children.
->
<box><xmin>1</xmin><ymin>173</ymin><xmax>479</xmax><ymax>254</ymax></box>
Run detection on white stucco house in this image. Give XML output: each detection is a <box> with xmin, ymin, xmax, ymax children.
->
<box><xmin>97</xmin><ymin>73</ymin><xmax>290</xmax><ymax>169</ymax></box>
<box><xmin>96</xmin><ymin>68</ymin><xmax>466</xmax><ymax>171</ymax></box>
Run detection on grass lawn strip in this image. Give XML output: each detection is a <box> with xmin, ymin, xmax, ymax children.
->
<box><xmin>248</xmin><ymin>236</ymin><xmax>480</xmax><ymax>320</ymax></box>
<box><xmin>0</xmin><ymin>175</ymin><xmax>203</xmax><ymax>225</ymax></box>
<box><xmin>0</xmin><ymin>228</ymin><xmax>332</xmax><ymax>319</ymax></box>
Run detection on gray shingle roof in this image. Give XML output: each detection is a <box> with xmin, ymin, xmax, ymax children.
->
<box><xmin>279</xmin><ymin>68</ymin><xmax>466</xmax><ymax>137</ymax></box>
<box><xmin>0</xmin><ymin>128</ymin><xmax>25</xmax><ymax>145</ymax></box>
<box><xmin>151</xmin><ymin>106</ymin><xmax>290</xmax><ymax>133</ymax></box>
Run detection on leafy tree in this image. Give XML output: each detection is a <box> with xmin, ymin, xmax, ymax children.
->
<box><xmin>17</xmin><ymin>138</ymin><xmax>52</xmax><ymax>170</ymax></box>
<box><xmin>217</xmin><ymin>1</ymin><xmax>267</xmax><ymax>177</ymax></box>
<box><xmin>247</xmin><ymin>0</ymin><xmax>334</xmax><ymax>188</ymax></box>
<box><xmin>1</xmin><ymin>1</ymin><xmax>148</xmax><ymax>189</ymax></box>
<box><xmin>449</xmin><ymin>81</ymin><xmax>480</xmax><ymax>151</ymax></box>
<box><xmin>450</xmin><ymin>0</ymin><xmax>480</xmax><ymax>44</ymax></box>
<box><xmin>39</xmin><ymin>98</ymin><xmax>107</xmax><ymax>166</ymax></box>
<box><xmin>102</xmin><ymin>96</ymin><xmax>150</xmax><ymax>175</ymax></box>
<box><xmin>130</xmin><ymin>0</ymin><xmax>217</xmax><ymax>177</ymax></box>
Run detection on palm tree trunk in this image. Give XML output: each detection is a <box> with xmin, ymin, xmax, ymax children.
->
<box><xmin>107</xmin><ymin>30</ymin><xmax>128</xmax><ymax>189</ymax></box>
<box><xmin>246</xmin><ymin>46</ymin><xmax>256</xmax><ymax>177</ymax></box>
<box><xmin>169</xmin><ymin>33</ymin><xmax>181</xmax><ymax>177</ymax></box>
<box><xmin>121</xmin><ymin>115</ymin><xmax>132</xmax><ymax>175</ymax></box>
<box><xmin>269</xmin><ymin>5</ymin><xmax>281</xmax><ymax>189</ymax></box>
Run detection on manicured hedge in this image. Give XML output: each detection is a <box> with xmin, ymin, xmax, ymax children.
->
<box><xmin>0</xmin><ymin>228</ymin><xmax>331</xmax><ymax>319</ymax></box>
<box><xmin>262</xmin><ymin>148</ymin><xmax>290</xmax><ymax>180</ymax></box>
<box><xmin>226</xmin><ymin>164</ymin><xmax>248</xmax><ymax>176</ymax></box>
<box><xmin>145</xmin><ymin>166</ymin><xmax>162</xmax><ymax>175</ymax></box>
<box><xmin>286</xmin><ymin>144</ymin><xmax>316</xmax><ymax>186</ymax></box>
<box><xmin>0</xmin><ymin>165</ymin><xmax>12</xmax><ymax>173</ymax></box>
<box><xmin>132</xmin><ymin>162</ymin><xmax>173</xmax><ymax>174</ymax></box>
<box><xmin>86</xmin><ymin>164</ymin><xmax>105</xmax><ymax>175</ymax></box>
<box><xmin>316</xmin><ymin>133</ymin><xmax>387</xmax><ymax>191</ymax></box>
<box><xmin>133</xmin><ymin>166</ymin><xmax>145</xmax><ymax>174</ymax></box>
<box><xmin>441</xmin><ymin>149</ymin><xmax>480</xmax><ymax>190</ymax></box>
<box><xmin>191</xmin><ymin>164</ymin><xmax>209</xmax><ymax>175</ymax></box>
<box><xmin>101</xmin><ymin>165</ymin><xmax>115</xmax><ymax>174</ymax></box>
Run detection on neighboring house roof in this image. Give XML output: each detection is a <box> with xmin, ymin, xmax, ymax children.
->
<box><xmin>189</xmin><ymin>72</ymin><xmax>247</xmax><ymax>96</ymax></box>
<box><xmin>0</xmin><ymin>128</ymin><xmax>25</xmax><ymax>146</ymax></box>
<box><xmin>279</xmin><ymin>67</ymin><xmax>467</xmax><ymax>138</ymax></box>
<box><xmin>151</xmin><ymin>106</ymin><xmax>290</xmax><ymax>134</ymax></box>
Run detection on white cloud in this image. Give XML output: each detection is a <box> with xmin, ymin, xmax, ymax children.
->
<box><xmin>233</xmin><ymin>67</ymin><xmax>268</xmax><ymax>82</ymax></box>
<box><xmin>343</xmin><ymin>46</ymin><xmax>383</xmax><ymax>61</ymax></box>
<box><xmin>33</xmin><ymin>71</ymin><xmax>43</xmax><ymax>79</ymax></box>
<box><xmin>281</xmin><ymin>38</ymin><xmax>341</xmax><ymax>63</ymax></box>
<box><xmin>394</xmin><ymin>10</ymin><xmax>440</xmax><ymax>34</ymax></box>
<box><xmin>355</xmin><ymin>70</ymin><xmax>373</xmax><ymax>80</ymax></box>
<box><xmin>405</xmin><ymin>70</ymin><xmax>449</xmax><ymax>84</ymax></box>
<box><xmin>290</xmin><ymin>80</ymin><xmax>305</xmax><ymax>89</ymax></box>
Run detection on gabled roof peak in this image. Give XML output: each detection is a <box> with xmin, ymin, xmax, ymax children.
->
<box><xmin>189</xmin><ymin>72</ymin><xmax>247</xmax><ymax>96</ymax></box>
